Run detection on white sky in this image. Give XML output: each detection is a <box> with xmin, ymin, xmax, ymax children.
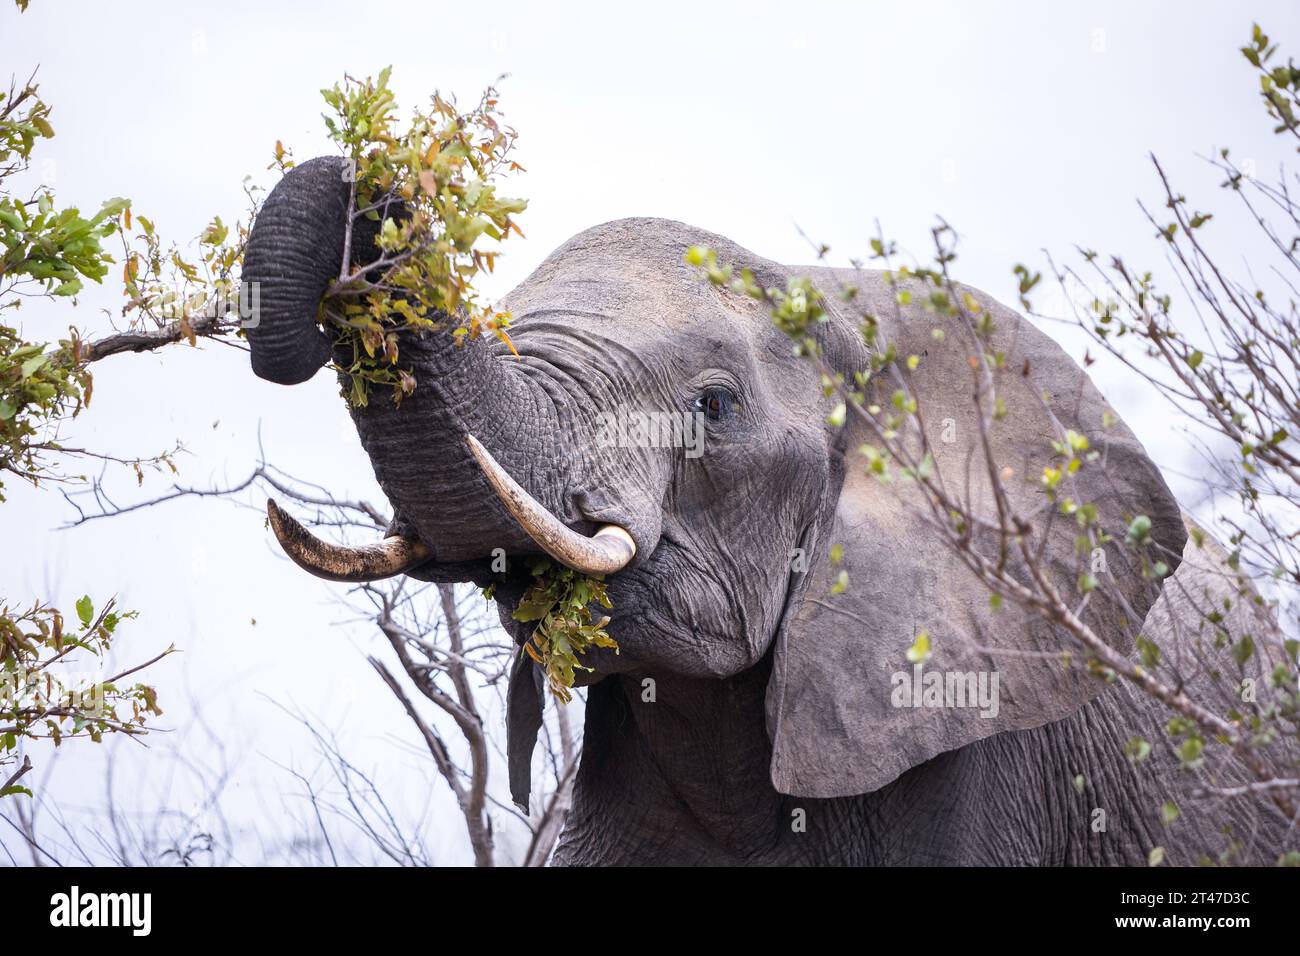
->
<box><xmin>2</xmin><ymin>0</ymin><xmax>1297</xmax><ymax>864</ymax></box>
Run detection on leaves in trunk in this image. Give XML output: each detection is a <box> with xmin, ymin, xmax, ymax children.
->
<box><xmin>314</xmin><ymin>68</ymin><xmax>527</xmax><ymax>407</ymax></box>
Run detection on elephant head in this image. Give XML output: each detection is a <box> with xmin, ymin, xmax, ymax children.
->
<box><xmin>243</xmin><ymin>156</ymin><xmax>1186</xmax><ymax>810</ymax></box>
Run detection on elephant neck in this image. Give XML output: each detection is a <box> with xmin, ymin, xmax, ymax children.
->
<box><xmin>549</xmin><ymin>655</ymin><xmax>1202</xmax><ymax>866</ymax></box>
<box><xmin>553</xmin><ymin>657</ymin><xmax>860</xmax><ymax>865</ymax></box>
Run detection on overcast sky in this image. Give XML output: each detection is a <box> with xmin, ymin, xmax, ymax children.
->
<box><xmin>3</xmin><ymin>0</ymin><xmax>1297</xmax><ymax>864</ymax></box>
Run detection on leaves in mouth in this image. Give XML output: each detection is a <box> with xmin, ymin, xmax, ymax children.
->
<box><xmin>505</xmin><ymin>559</ymin><xmax>618</xmax><ymax>703</ymax></box>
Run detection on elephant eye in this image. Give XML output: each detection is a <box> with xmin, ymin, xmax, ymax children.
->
<box><xmin>694</xmin><ymin>386</ymin><xmax>738</xmax><ymax>422</ymax></box>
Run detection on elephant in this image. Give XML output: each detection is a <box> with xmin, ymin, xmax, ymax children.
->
<box><xmin>242</xmin><ymin>155</ymin><xmax>1288</xmax><ymax>866</ymax></box>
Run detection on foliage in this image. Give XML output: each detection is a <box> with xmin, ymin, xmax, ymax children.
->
<box><xmin>315</xmin><ymin>68</ymin><xmax>527</xmax><ymax>407</ymax></box>
<box><xmin>0</xmin><ymin>75</ymin><xmax>120</xmax><ymax>495</ymax></box>
<box><xmin>0</xmin><ymin>68</ymin><xmax>248</xmax><ymax>495</ymax></box>
<box><xmin>493</xmin><ymin>559</ymin><xmax>617</xmax><ymax>703</ymax></box>
<box><xmin>1243</xmin><ymin>23</ymin><xmax>1300</xmax><ymax>142</ymax></box>
<box><xmin>117</xmin><ymin>203</ymin><xmax>252</xmax><ymax>349</ymax></box>
<box><xmin>0</xmin><ymin>9</ymin><xmax>231</xmax><ymax>796</ymax></box>
<box><xmin>0</xmin><ymin>325</ymin><xmax>91</xmax><ymax>495</ymax></box>
<box><xmin>1</xmin><ymin>596</ymin><xmax>168</xmax><ymax>795</ymax></box>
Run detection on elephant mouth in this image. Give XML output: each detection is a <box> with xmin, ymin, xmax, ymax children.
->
<box><xmin>267</xmin><ymin>431</ymin><xmax>637</xmax><ymax>583</ymax></box>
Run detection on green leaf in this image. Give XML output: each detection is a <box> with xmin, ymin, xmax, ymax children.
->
<box><xmin>511</xmin><ymin>592</ymin><xmax>556</xmax><ymax>622</ymax></box>
<box><xmin>1232</xmin><ymin>633</ymin><xmax>1255</xmax><ymax>666</ymax></box>
<box><xmin>1136</xmin><ymin>635</ymin><xmax>1160</xmax><ymax>668</ymax></box>
<box><xmin>1180</xmin><ymin>736</ymin><xmax>1205</xmax><ymax>766</ymax></box>
<box><xmin>91</xmin><ymin>197</ymin><xmax>130</xmax><ymax>225</ymax></box>
<box><xmin>1124</xmin><ymin>736</ymin><xmax>1152</xmax><ymax>763</ymax></box>
<box><xmin>1125</xmin><ymin>514</ymin><xmax>1152</xmax><ymax>546</ymax></box>
<box><xmin>75</xmin><ymin>595</ymin><xmax>93</xmax><ymax>627</ymax></box>
<box><xmin>19</xmin><ymin>354</ymin><xmax>47</xmax><ymax>379</ymax></box>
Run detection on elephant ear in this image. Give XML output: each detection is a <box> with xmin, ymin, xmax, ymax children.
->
<box><xmin>766</xmin><ymin>277</ymin><xmax>1187</xmax><ymax>798</ymax></box>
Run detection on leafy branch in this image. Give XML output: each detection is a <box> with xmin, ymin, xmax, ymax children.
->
<box><xmin>315</xmin><ymin>68</ymin><xmax>527</xmax><ymax>406</ymax></box>
<box><xmin>0</xmin><ymin>29</ymin><xmax>248</xmax><ymax>794</ymax></box>
<box><xmin>0</xmin><ymin>596</ymin><xmax>171</xmax><ymax>795</ymax></box>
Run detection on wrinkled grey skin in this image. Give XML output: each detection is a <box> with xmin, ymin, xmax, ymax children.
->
<box><xmin>244</xmin><ymin>157</ymin><xmax>1286</xmax><ymax>865</ymax></box>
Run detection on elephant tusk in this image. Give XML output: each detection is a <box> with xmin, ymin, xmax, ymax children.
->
<box><xmin>266</xmin><ymin>498</ymin><xmax>432</xmax><ymax>582</ymax></box>
<box><xmin>465</xmin><ymin>434</ymin><xmax>636</xmax><ymax>576</ymax></box>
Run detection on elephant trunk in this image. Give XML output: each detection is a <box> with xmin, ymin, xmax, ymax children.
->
<box><xmin>242</xmin><ymin>156</ymin><xmax>636</xmax><ymax>573</ymax></box>
<box><xmin>242</xmin><ymin>156</ymin><xmax>351</xmax><ymax>385</ymax></box>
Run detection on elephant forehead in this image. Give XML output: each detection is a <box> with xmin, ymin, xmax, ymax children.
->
<box><xmin>506</xmin><ymin>276</ymin><xmax>771</xmax><ymax>343</ymax></box>
<box><xmin>502</xmin><ymin>234</ymin><xmax>790</xmax><ymax>352</ymax></box>
<box><xmin>541</xmin><ymin>216</ymin><xmax>780</xmax><ymax>276</ymax></box>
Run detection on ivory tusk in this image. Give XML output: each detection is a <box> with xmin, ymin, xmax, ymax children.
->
<box><xmin>465</xmin><ymin>434</ymin><xmax>636</xmax><ymax>575</ymax></box>
<box><xmin>266</xmin><ymin>498</ymin><xmax>431</xmax><ymax>582</ymax></box>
